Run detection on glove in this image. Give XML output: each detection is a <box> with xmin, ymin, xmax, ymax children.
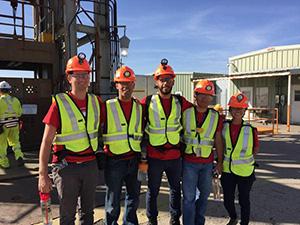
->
<box><xmin>95</xmin><ymin>152</ymin><xmax>106</xmax><ymax>170</ymax></box>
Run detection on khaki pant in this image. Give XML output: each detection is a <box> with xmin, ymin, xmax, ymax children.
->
<box><xmin>52</xmin><ymin>160</ymin><xmax>98</xmax><ymax>225</ymax></box>
<box><xmin>0</xmin><ymin>125</ymin><xmax>23</xmax><ymax>159</ymax></box>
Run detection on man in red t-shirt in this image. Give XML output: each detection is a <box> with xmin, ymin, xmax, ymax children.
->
<box><xmin>102</xmin><ymin>66</ymin><xmax>142</xmax><ymax>225</ymax></box>
<box><xmin>38</xmin><ymin>53</ymin><xmax>102</xmax><ymax>225</ymax></box>
<box><xmin>141</xmin><ymin>59</ymin><xmax>192</xmax><ymax>225</ymax></box>
<box><xmin>181</xmin><ymin>79</ymin><xmax>223</xmax><ymax>225</ymax></box>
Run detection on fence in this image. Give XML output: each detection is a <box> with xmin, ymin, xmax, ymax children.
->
<box><xmin>221</xmin><ymin>107</ymin><xmax>279</xmax><ymax>135</ymax></box>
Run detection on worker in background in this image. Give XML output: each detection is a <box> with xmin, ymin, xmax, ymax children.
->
<box><xmin>182</xmin><ymin>79</ymin><xmax>223</xmax><ymax>225</ymax></box>
<box><xmin>38</xmin><ymin>53</ymin><xmax>102</xmax><ymax>225</ymax></box>
<box><xmin>221</xmin><ymin>93</ymin><xmax>259</xmax><ymax>225</ymax></box>
<box><xmin>141</xmin><ymin>59</ymin><xmax>192</xmax><ymax>225</ymax></box>
<box><xmin>102</xmin><ymin>65</ymin><xmax>143</xmax><ymax>225</ymax></box>
<box><xmin>0</xmin><ymin>81</ymin><xmax>24</xmax><ymax>168</ymax></box>
<box><xmin>214</xmin><ymin>103</ymin><xmax>226</xmax><ymax>120</ymax></box>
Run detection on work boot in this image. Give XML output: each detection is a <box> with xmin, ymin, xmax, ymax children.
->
<box><xmin>169</xmin><ymin>217</ymin><xmax>180</xmax><ymax>225</ymax></box>
<box><xmin>0</xmin><ymin>156</ymin><xmax>10</xmax><ymax>169</ymax></box>
<box><xmin>226</xmin><ymin>218</ymin><xmax>238</xmax><ymax>225</ymax></box>
<box><xmin>147</xmin><ymin>217</ymin><xmax>158</xmax><ymax>225</ymax></box>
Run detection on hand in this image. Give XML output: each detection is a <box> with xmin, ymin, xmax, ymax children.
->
<box><xmin>138</xmin><ymin>160</ymin><xmax>148</xmax><ymax>173</ymax></box>
<box><xmin>38</xmin><ymin>174</ymin><xmax>52</xmax><ymax>193</ymax></box>
<box><xmin>215</xmin><ymin>162</ymin><xmax>223</xmax><ymax>175</ymax></box>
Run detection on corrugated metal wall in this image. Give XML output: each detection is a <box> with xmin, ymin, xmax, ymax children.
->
<box><xmin>134</xmin><ymin>75</ymin><xmax>156</xmax><ymax>100</ymax></box>
<box><xmin>135</xmin><ymin>74</ymin><xmax>194</xmax><ymax>101</ymax></box>
<box><xmin>230</xmin><ymin>45</ymin><xmax>300</xmax><ymax>74</ymax></box>
<box><xmin>172</xmin><ymin>73</ymin><xmax>193</xmax><ymax>102</ymax></box>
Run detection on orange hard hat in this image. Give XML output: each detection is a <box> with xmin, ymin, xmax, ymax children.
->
<box><xmin>194</xmin><ymin>79</ymin><xmax>215</xmax><ymax>96</ymax></box>
<box><xmin>228</xmin><ymin>93</ymin><xmax>249</xmax><ymax>108</ymax></box>
<box><xmin>114</xmin><ymin>66</ymin><xmax>136</xmax><ymax>82</ymax></box>
<box><xmin>153</xmin><ymin>58</ymin><xmax>176</xmax><ymax>80</ymax></box>
<box><xmin>65</xmin><ymin>53</ymin><xmax>91</xmax><ymax>74</ymax></box>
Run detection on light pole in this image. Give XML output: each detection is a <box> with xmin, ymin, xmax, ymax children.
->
<box><xmin>110</xmin><ymin>25</ymin><xmax>130</xmax><ymax>65</ymax></box>
<box><xmin>120</xmin><ymin>32</ymin><xmax>130</xmax><ymax>57</ymax></box>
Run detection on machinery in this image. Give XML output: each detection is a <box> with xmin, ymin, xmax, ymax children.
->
<box><xmin>0</xmin><ymin>0</ymin><xmax>123</xmax><ymax>150</ymax></box>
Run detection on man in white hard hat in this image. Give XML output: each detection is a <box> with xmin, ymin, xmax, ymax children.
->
<box><xmin>0</xmin><ymin>81</ymin><xmax>24</xmax><ymax>168</ymax></box>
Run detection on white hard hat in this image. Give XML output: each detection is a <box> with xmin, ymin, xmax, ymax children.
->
<box><xmin>0</xmin><ymin>81</ymin><xmax>12</xmax><ymax>89</ymax></box>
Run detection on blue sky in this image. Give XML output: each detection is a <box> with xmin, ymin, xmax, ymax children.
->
<box><xmin>118</xmin><ymin>0</ymin><xmax>300</xmax><ymax>74</ymax></box>
<box><xmin>1</xmin><ymin>0</ymin><xmax>300</xmax><ymax>77</ymax></box>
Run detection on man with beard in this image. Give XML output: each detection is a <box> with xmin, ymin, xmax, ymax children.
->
<box><xmin>102</xmin><ymin>66</ymin><xmax>143</xmax><ymax>225</ymax></box>
<box><xmin>141</xmin><ymin>59</ymin><xmax>192</xmax><ymax>225</ymax></box>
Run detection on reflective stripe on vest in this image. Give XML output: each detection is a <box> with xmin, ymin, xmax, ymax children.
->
<box><xmin>0</xmin><ymin>95</ymin><xmax>22</xmax><ymax>120</ymax></box>
<box><xmin>145</xmin><ymin>95</ymin><xmax>182</xmax><ymax>146</ymax></box>
<box><xmin>183</xmin><ymin>108</ymin><xmax>219</xmax><ymax>157</ymax></box>
<box><xmin>222</xmin><ymin>122</ymin><xmax>255</xmax><ymax>177</ymax></box>
<box><xmin>103</xmin><ymin>98</ymin><xmax>142</xmax><ymax>154</ymax></box>
<box><xmin>53</xmin><ymin>93</ymin><xmax>100</xmax><ymax>152</ymax></box>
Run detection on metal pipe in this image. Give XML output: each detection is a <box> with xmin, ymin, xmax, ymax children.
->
<box><xmin>276</xmin><ymin>108</ymin><xmax>279</xmax><ymax>134</ymax></box>
<box><xmin>287</xmin><ymin>74</ymin><xmax>291</xmax><ymax>132</ymax></box>
<box><xmin>22</xmin><ymin>1</ymin><xmax>25</xmax><ymax>40</ymax></box>
<box><xmin>0</xmin><ymin>22</ymin><xmax>33</xmax><ymax>29</ymax></box>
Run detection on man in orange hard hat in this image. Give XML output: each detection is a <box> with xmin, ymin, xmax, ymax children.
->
<box><xmin>221</xmin><ymin>93</ymin><xmax>259</xmax><ymax>225</ymax></box>
<box><xmin>182</xmin><ymin>79</ymin><xmax>223</xmax><ymax>225</ymax></box>
<box><xmin>141</xmin><ymin>59</ymin><xmax>193</xmax><ymax>225</ymax></box>
<box><xmin>102</xmin><ymin>65</ymin><xmax>143</xmax><ymax>225</ymax></box>
<box><xmin>38</xmin><ymin>53</ymin><xmax>102</xmax><ymax>224</ymax></box>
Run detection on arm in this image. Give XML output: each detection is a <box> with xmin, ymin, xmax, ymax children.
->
<box><xmin>214</xmin><ymin>131</ymin><xmax>224</xmax><ymax>174</ymax></box>
<box><xmin>38</xmin><ymin>124</ymin><xmax>57</xmax><ymax>193</ymax></box>
<box><xmin>253</xmin><ymin>128</ymin><xmax>259</xmax><ymax>156</ymax></box>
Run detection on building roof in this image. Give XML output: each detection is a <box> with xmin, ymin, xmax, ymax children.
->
<box><xmin>229</xmin><ymin>44</ymin><xmax>300</xmax><ymax>60</ymax></box>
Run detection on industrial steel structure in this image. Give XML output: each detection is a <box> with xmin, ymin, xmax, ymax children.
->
<box><xmin>0</xmin><ymin>0</ymin><xmax>124</xmax><ymax>149</ymax></box>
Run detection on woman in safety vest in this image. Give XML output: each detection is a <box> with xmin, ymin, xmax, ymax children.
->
<box><xmin>221</xmin><ymin>93</ymin><xmax>259</xmax><ymax>225</ymax></box>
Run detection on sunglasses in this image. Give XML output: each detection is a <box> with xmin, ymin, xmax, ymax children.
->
<box><xmin>70</xmin><ymin>73</ymin><xmax>90</xmax><ymax>79</ymax></box>
<box><xmin>158</xmin><ymin>77</ymin><xmax>173</xmax><ymax>82</ymax></box>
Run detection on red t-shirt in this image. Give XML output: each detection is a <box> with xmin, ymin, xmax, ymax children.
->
<box><xmin>229</xmin><ymin>123</ymin><xmax>259</xmax><ymax>148</ymax></box>
<box><xmin>102</xmin><ymin>98</ymin><xmax>138</xmax><ymax>159</ymax></box>
<box><xmin>141</xmin><ymin>95</ymin><xmax>193</xmax><ymax>160</ymax></box>
<box><xmin>43</xmin><ymin>93</ymin><xmax>103</xmax><ymax>163</ymax></box>
<box><xmin>184</xmin><ymin>109</ymin><xmax>223</xmax><ymax>164</ymax></box>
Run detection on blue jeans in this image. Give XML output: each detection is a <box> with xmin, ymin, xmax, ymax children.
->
<box><xmin>104</xmin><ymin>157</ymin><xmax>141</xmax><ymax>225</ymax></box>
<box><xmin>146</xmin><ymin>158</ymin><xmax>182</xmax><ymax>220</ymax></box>
<box><xmin>182</xmin><ymin>160</ymin><xmax>213</xmax><ymax>225</ymax></box>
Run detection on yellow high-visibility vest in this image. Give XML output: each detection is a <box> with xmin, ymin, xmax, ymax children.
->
<box><xmin>0</xmin><ymin>94</ymin><xmax>22</xmax><ymax>128</ymax></box>
<box><xmin>53</xmin><ymin>93</ymin><xmax>100</xmax><ymax>152</ymax></box>
<box><xmin>103</xmin><ymin>98</ymin><xmax>142</xmax><ymax>155</ymax></box>
<box><xmin>183</xmin><ymin>107</ymin><xmax>219</xmax><ymax>158</ymax></box>
<box><xmin>145</xmin><ymin>95</ymin><xmax>182</xmax><ymax>146</ymax></box>
<box><xmin>222</xmin><ymin>121</ymin><xmax>255</xmax><ymax>177</ymax></box>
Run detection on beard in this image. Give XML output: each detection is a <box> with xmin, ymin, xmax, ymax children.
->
<box><xmin>160</xmin><ymin>86</ymin><xmax>172</xmax><ymax>95</ymax></box>
<box><xmin>120</xmin><ymin>89</ymin><xmax>133</xmax><ymax>100</ymax></box>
